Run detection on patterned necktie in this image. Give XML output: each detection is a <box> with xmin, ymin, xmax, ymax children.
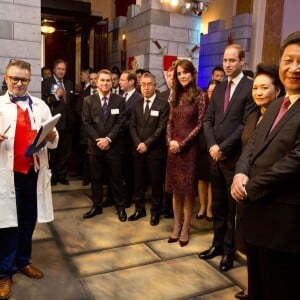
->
<box><xmin>58</xmin><ymin>79</ymin><xmax>66</xmax><ymax>102</ymax></box>
<box><xmin>102</xmin><ymin>96</ymin><xmax>108</xmax><ymax>118</ymax></box>
<box><xmin>144</xmin><ymin>99</ymin><xmax>150</xmax><ymax>121</ymax></box>
<box><xmin>223</xmin><ymin>80</ymin><xmax>232</xmax><ymax>112</ymax></box>
<box><xmin>269</xmin><ymin>97</ymin><xmax>291</xmax><ymax>132</ymax></box>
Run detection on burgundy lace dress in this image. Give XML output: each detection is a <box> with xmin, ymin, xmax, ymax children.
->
<box><xmin>165</xmin><ymin>90</ymin><xmax>208</xmax><ymax>197</ymax></box>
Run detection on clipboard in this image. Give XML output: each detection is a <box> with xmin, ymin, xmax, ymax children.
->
<box><xmin>24</xmin><ymin>113</ymin><xmax>61</xmax><ymax>157</ymax></box>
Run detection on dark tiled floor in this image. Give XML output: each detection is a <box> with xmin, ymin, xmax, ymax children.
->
<box><xmin>10</xmin><ymin>181</ymin><xmax>247</xmax><ymax>300</ymax></box>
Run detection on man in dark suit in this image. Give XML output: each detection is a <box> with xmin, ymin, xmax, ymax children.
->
<box><xmin>129</xmin><ymin>72</ymin><xmax>170</xmax><ymax>226</ymax></box>
<box><xmin>199</xmin><ymin>44</ymin><xmax>257</xmax><ymax>271</ymax></box>
<box><xmin>231</xmin><ymin>31</ymin><xmax>300</xmax><ymax>300</ymax></box>
<box><xmin>160</xmin><ymin>66</ymin><xmax>175</xmax><ymax>219</ymax></box>
<box><xmin>75</xmin><ymin>70</ymin><xmax>98</xmax><ymax>185</ymax></box>
<box><xmin>82</xmin><ymin>69</ymin><xmax>127</xmax><ymax>222</ymax></box>
<box><xmin>42</xmin><ymin>58</ymin><xmax>74</xmax><ymax>185</ymax></box>
<box><xmin>111</xmin><ymin>71</ymin><xmax>123</xmax><ymax>96</ymax></box>
<box><xmin>119</xmin><ymin>70</ymin><xmax>143</xmax><ymax>207</ymax></box>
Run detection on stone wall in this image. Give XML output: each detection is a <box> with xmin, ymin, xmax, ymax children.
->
<box><xmin>198</xmin><ymin>13</ymin><xmax>252</xmax><ymax>89</ymax></box>
<box><xmin>0</xmin><ymin>0</ymin><xmax>41</xmax><ymax>96</ymax></box>
<box><xmin>110</xmin><ymin>0</ymin><xmax>201</xmax><ymax>90</ymax></box>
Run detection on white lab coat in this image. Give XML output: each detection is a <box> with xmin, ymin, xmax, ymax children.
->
<box><xmin>0</xmin><ymin>92</ymin><xmax>59</xmax><ymax>228</ymax></box>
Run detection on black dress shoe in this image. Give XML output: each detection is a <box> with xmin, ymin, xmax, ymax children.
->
<box><xmin>150</xmin><ymin>215</ymin><xmax>160</xmax><ymax>226</ymax></box>
<box><xmin>128</xmin><ymin>209</ymin><xmax>146</xmax><ymax>221</ymax></box>
<box><xmin>235</xmin><ymin>290</ymin><xmax>249</xmax><ymax>299</ymax></box>
<box><xmin>118</xmin><ymin>209</ymin><xmax>127</xmax><ymax>222</ymax></box>
<box><xmin>198</xmin><ymin>246</ymin><xmax>223</xmax><ymax>260</ymax></box>
<box><xmin>83</xmin><ymin>207</ymin><xmax>103</xmax><ymax>219</ymax></box>
<box><xmin>220</xmin><ymin>254</ymin><xmax>234</xmax><ymax>271</ymax></box>
<box><xmin>205</xmin><ymin>215</ymin><xmax>214</xmax><ymax>222</ymax></box>
<box><xmin>103</xmin><ymin>200</ymin><xmax>114</xmax><ymax>207</ymax></box>
<box><xmin>164</xmin><ymin>211</ymin><xmax>174</xmax><ymax>219</ymax></box>
<box><xmin>58</xmin><ymin>178</ymin><xmax>70</xmax><ymax>185</ymax></box>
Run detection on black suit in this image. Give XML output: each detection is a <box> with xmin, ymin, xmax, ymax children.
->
<box><xmin>42</xmin><ymin>76</ymin><xmax>74</xmax><ymax>181</ymax></box>
<box><xmin>82</xmin><ymin>93</ymin><xmax>126</xmax><ymax>209</ymax></box>
<box><xmin>235</xmin><ymin>97</ymin><xmax>300</xmax><ymax>299</ymax></box>
<box><xmin>123</xmin><ymin>90</ymin><xmax>143</xmax><ymax>204</ymax></box>
<box><xmin>130</xmin><ymin>94</ymin><xmax>170</xmax><ymax>216</ymax></box>
<box><xmin>204</xmin><ymin>74</ymin><xmax>256</xmax><ymax>255</ymax></box>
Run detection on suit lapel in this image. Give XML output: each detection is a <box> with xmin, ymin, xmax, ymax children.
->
<box><xmin>223</xmin><ymin>77</ymin><xmax>245</xmax><ymax>118</ymax></box>
<box><xmin>252</xmin><ymin>98</ymin><xmax>300</xmax><ymax>159</ymax></box>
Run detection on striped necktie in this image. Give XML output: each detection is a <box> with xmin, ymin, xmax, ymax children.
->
<box><xmin>102</xmin><ymin>96</ymin><xmax>108</xmax><ymax>118</ymax></box>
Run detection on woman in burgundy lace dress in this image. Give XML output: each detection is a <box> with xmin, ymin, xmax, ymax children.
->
<box><xmin>166</xmin><ymin>59</ymin><xmax>208</xmax><ymax>246</ymax></box>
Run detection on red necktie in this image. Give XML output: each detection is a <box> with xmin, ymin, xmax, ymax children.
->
<box><xmin>223</xmin><ymin>80</ymin><xmax>232</xmax><ymax>112</ymax></box>
<box><xmin>270</xmin><ymin>97</ymin><xmax>291</xmax><ymax>132</ymax></box>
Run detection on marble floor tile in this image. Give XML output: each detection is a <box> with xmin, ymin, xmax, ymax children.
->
<box><xmin>11</xmin><ymin>240</ymin><xmax>87</xmax><ymax>300</ymax></box>
<box><xmin>147</xmin><ymin>232</ymin><xmax>213</xmax><ymax>260</ymax></box>
<box><xmin>72</xmin><ymin>244</ymin><xmax>161</xmax><ymax>276</ymax></box>
<box><xmin>12</xmin><ymin>185</ymin><xmax>247</xmax><ymax>300</ymax></box>
<box><xmin>83</xmin><ymin>256</ymin><xmax>233</xmax><ymax>300</ymax></box>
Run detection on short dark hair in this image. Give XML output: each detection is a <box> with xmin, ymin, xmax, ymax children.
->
<box><xmin>280</xmin><ymin>31</ymin><xmax>300</xmax><ymax>58</ymax></box>
<box><xmin>6</xmin><ymin>59</ymin><xmax>31</xmax><ymax>73</ymax></box>
<box><xmin>211</xmin><ymin>66</ymin><xmax>224</xmax><ymax>75</ymax></box>
<box><xmin>121</xmin><ymin>70</ymin><xmax>137</xmax><ymax>86</ymax></box>
<box><xmin>53</xmin><ymin>59</ymin><xmax>68</xmax><ymax>69</ymax></box>
<box><xmin>255</xmin><ymin>63</ymin><xmax>285</xmax><ymax>97</ymax></box>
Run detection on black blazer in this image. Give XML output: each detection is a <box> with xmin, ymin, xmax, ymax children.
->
<box><xmin>41</xmin><ymin>76</ymin><xmax>74</xmax><ymax>131</ymax></box>
<box><xmin>130</xmin><ymin>94</ymin><xmax>170</xmax><ymax>159</ymax></box>
<box><xmin>124</xmin><ymin>90</ymin><xmax>143</xmax><ymax>128</ymax></box>
<box><xmin>235</xmin><ymin>96</ymin><xmax>300</xmax><ymax>253</ymax></box>
<box><xmin>204</xmin><ymin>75</ymin><xmax>257</xmax><ymax>161</ymax></box>
<box><xmin>82</xmin><ymin>93</ymin><xmax>125</xmax><ymax>157</ymax></box>
<box><xmin>75</xmin><ymin>86</ymin><xmax>92</xmax><ymax>145</ymax></box>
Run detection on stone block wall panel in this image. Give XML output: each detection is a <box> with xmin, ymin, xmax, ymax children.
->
<box><xmin>0</xmin><ymin>21</ymin><xmax>12</xmax><ymax>39</ymax></box>
<box><xmin>0</xmin><ymin>0</ymin><xmax>41</xmax><ymax>96</ymax></box>
<box><xmin>208</xmin><ymin>20</ymin><xmax>226</xmax><ymax>33</ymax></box>
<box><xmin>198</xmin><ymin>13</ymin><xmax>252</xmax><ymax>89</ymax></box>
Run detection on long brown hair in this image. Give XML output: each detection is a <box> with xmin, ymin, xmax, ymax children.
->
<box><xmin>171</xmin><ymin>59</ymin><xmax>200</xmax><ymax>107</ymax></box>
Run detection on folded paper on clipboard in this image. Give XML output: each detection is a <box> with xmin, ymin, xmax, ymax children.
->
<box><xmin>25</xmin><ymin>113</ymin><xmax>61</xmax><ymax>157</ymax></box>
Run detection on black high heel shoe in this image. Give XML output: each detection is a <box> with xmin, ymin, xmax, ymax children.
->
<box><xmin>196</xmin><ymin>213</ymin><xmax>205</xmax><ymax>220</ymax></box>
<box><xmin>168</xmin><ymin>224</ymin><xmax>183</xmax><ymax>243</ymax></box>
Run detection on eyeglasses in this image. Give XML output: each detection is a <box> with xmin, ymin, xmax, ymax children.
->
<box><xmin>6</xmin><ymin>75</ymin><xmax>31</xmax><ymax>85</ymax></box>
<box><xmin>140</xmin><ymin>83</ymin><xmax>155</xmax><ymax>88</ymax></box>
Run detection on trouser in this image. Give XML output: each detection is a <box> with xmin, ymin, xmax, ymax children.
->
<box><xmin>209</xmin><ymin>159</ymin><xmax>236</xmax><ymax>255</ymax></box>
<box><xmin>133</xmin><ymin>154</ymin><xmax>163</xmax><ymax>216</ymax></box>
<box><xmin>0</xmin><ymin>168</ymin><xmax>38</xmax><ymax>278</ymax></box>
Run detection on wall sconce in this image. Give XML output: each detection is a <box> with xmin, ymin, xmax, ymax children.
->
<box><xmin>121</xmin><ymin>32</ymin><xmax>127</xmax><ymax>70</ymax></box>
<box><xmin>186</xmin><ymin>44</ymin><xmax>200</xmax><ymax>57</ymax></box>
<box><xmin>151</xmin><ymin>39</ymin><xmax>166</xmax><ymax>55</ymax></box>
<box><xmin>41</xmin><ymin>19</ymin><xmax>56</xmax><ymax>34</ymax></box>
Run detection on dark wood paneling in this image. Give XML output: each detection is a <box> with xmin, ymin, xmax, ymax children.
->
<box><xmin>44</xmin><ymin>31</ymin><xmax>76</xmax><ymax>84</ymax></box>
<box><xmin>262</xmin><ymin>0</ymin><xmax>284</xmax><ymax>63</ymax></box>
<box><xmin>115</xmin><ymin>0</ymin><xmax>136</xmax><ymax>17</ymax></box>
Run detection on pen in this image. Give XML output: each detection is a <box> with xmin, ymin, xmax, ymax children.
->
<box><xmin>3</xmin><ymin>125</ymin><xmax>11</xmax><ymax>135</ymax></box>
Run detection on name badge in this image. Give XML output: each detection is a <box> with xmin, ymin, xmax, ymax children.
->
<box><xmin>150</xmin><ymin>110</ymin><xmax>159</xmax><ymax>117</ymax></box>
<box><xmin>111</xmin><ymin>108</ymin><xmax>119</xmax><ymax>115</ymax></box>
